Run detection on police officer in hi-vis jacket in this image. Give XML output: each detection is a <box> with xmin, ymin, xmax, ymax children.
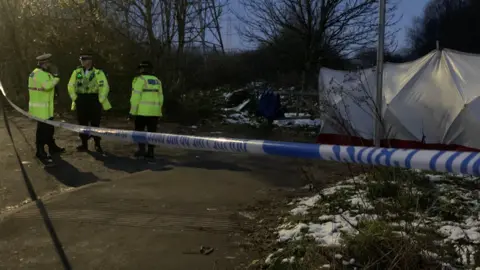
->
<box><xmin>130</xmin><ymin>61</ymin><xmax>164</xmax><ymax>161</ymax></box>
<box><xmin>28</xmin><ymin>53</ymin><xmax>65</xmax><ymax>165</ymax></box>
<box><xmin>67</xmin><ymin>49</ymin><xmax>112</xmax><ymax>154</ymax></box>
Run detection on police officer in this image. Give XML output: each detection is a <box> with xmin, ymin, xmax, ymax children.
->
<box><xmin>130</xmin><ymin>61</ymin><xmax>163</xmax><ymax>160</ymax></box>
<box><xmin>67</xmin><ymin>50</ymin><xmax>111</xmax><ymax>153</ymax></box>
<box><xmin>29</xmin><ymin>53</ymin><xmax>65</xmax><ymax>165</ymax></box>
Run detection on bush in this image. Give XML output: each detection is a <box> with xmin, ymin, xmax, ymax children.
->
<box><xmin>163</xmin><ymin>89</ymin><xmax>223</xmax><ymax>125</ymax></box>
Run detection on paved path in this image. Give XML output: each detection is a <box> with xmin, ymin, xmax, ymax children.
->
<box><xmin>0</xmin><ymin>168</ymin><xmax>276</xmax><ymax>269</ymax></box>
<box><xmin>0</xmin><ymin>112</ymin><xmax>349</xmax><ymax>269</ymax></box>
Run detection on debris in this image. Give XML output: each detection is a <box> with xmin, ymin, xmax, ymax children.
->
<box><xmin>200</xmin><ymin>246</ymin><xmax>214</xmax><ymax>255</ymax></box>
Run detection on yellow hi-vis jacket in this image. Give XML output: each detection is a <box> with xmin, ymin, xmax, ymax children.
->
<box><xmin>28</xmin><ymin>68</ymin><xmax>59</xmax><ymax>120</ymax></box>
<box><xmin>129</xmin><ymin>75</ymin><xmax>163</xmax><ymax>116</ymax></box>
<box><xmin>67</xmin><ymin>67</ymin><xmax>112</xmax><ymax>111</ymax></box>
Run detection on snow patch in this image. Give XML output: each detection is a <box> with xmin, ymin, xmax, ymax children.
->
<box><xmin>278</xmin><ymin>223</ymin><xmax>308</xmax><ymax>242</ymax></box>
<box><xmin>274</xmin><ymin>118</ymin><xmax>322</xmax><ymax>127</ymax></box>
<box><xmin>290</xmin><ymin>195</ymin><xmax>321</xmax><ymax>215</ymax></box>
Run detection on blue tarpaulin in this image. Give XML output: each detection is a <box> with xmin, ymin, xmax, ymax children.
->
<box><xmin>257</xmin><ymin>89</ymin><xmax>283</xmax><ymax>120</ymax></box>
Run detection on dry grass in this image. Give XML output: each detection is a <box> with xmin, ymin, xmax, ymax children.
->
<box><xmin>246</xmin><ymin>166</ymin><xmax>480</xmax><ymax>269</ymax></box>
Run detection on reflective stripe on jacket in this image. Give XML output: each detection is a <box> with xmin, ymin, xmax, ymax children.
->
<box><xmin>67</xmin><ymin>67</ymin><xmax>112</xmax><ymax>111</ymax></box>
<box><xmin>129</xmin><ymin>75</ymin><xmax>163</xmax><ymax>116</ymax></box>
<box><xmin>28</xmin><ymin>68</ymin><xmax>59</xmax><ymax>120</ymax></box>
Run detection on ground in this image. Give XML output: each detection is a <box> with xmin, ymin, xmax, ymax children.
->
<box><xmin>0</xmin><ymin>111</ymin><xmax>350</xmax><ymax>270</ymax></box>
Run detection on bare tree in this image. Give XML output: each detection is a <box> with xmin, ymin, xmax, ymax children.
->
<box><xmin>236</xmin><ymin>0</ymin><xmax>400</xmax><ymax>94</ymax></box>
<box><xmin>407</xmin><ymin>0</ymin><xmax>478</xmax><ymax>57</ymax></box>
<box><xmin>179</xmin><ymin>0</ymin><xmax>229</xmax><ymax>54</ymax></box>
<box><xmin>238</xmin><ymin>0</ymin><xmax>399</xmax><ymax>55</ymax></box>
<box><xmin>206</xmin><ymin>0</ymin><xmax>227</xmax><ymax>54</ymax></box>
<box><xmin>0</xmin><ymin>0</ymin><xmax>242</xmax><ymax>122</ymax></box>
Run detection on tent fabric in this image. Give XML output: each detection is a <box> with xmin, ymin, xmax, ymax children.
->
<box><xmin>318</xmin><ymin>49</ymin><xmax>480</xmax><ymax>150</ymax></box>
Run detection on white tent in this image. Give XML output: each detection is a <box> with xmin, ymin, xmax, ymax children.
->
<box><xmin>318</xmin><ymin>49</ymin><xmax>480</xmax><ymax>149</ymax></box>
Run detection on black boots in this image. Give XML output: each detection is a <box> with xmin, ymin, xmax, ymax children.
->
<box><xmin>48</xmin><ymin>140</ymin><xmax>65</xmax><ymax>154</ymax></box>
<box><xmin>36</xmin><ymin>145</ymin><xmax>53</xmax><ymax>165</ymax></box>
<box><xmin>134</xmin><ymin>145</ymin><xmax>146</xmax><ymax>157</ymax></box>
<box><xmin>77</xmin><ymin>138</ymin><xmax>104</xmax><ymax>154</ymax></box>
<box><xmin>145</xmin><ymin>146</ymin><xmax>155</xmax><ymax>161</ymax></box>
<box><xmin>77</xmin><ymin>143</ymin><xmax>105</xmax><ymax>154</ymax></box>
<box><xmin>37</xmin><ymin>141</ymin><xmax>64</xmax><ymax>166</ymax></box>
<box><xmin>76</xmin><ymin>137</ymin><xmax>89</xmax><ymax>152</ymax></box>
<box><xmin>93</xmin><ymin>136</ymin><xmax>104</xmax><ymax>154</ymax></box>
<box><xmin>76</xmin><ymin>144</ymin><xmax>88</xmax><ymax>152</ymax></box>
<box><xmin>94</xmin><ymin>143</ymin><xmax>105</xmax><ymax>155</ymax></box>
<box><xmin>135</xmin><ymin>144</ymin><xmax>155</xmax><ymax>161</ymax></box>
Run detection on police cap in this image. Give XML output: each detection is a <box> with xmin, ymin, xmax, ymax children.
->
<box><xmin>79</xmin><ymin>49</ymin><xmax>94</xmax><ymax>60</ymax></box>
<box><xmin>36</xmin><ymin>53</ymin><xmax>52</xmax><ymax>63</ymax></box>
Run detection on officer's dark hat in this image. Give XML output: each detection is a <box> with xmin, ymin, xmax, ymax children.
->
<box><xmin>36</xmin><ymin>53</ymin><xmax>52</xmax><ymax>63</ymax></box>
<box><xmin>138</xmin><ymin>61</ymin><xmax>153</xmax><ymax>69</ymax></box>
<box><xmin>79</xmin><ymin>48</ymin><xmax>94</xmax><ymax>60</ymax></box>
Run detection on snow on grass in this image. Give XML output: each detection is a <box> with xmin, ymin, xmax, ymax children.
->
<box><xmin>283</xmin><ymin>112</ymin><xmax>311</xmax><ymax>118</ymax></box>
<box><xmin>307</xmin><ymin>211</ymin><xmax>377</xmax><ymax>246</ymax></box>
<box><xmin>290</xmin><ymin>194</ymin><xmax>321</xmax><ymax>215</ymax></box>
<box><xmin>222</xmin><ymin>110</ymin><xmax>322</xmax><ymax>128</ymax></box>
<box><xmin>281</xmin><ymin>178</ymin><xmax>376</xmax><ymax>246</ymax></box>
<box><xmin>277</xmin><ymin>223</ymin><xmax>308</xmax><ymax>242</ymax></box>
<box><xmin>275</xmin><ymin>112</ymin><xmax>322</xmax><ymax>128</ymax></box>
<box><xmin>263</xmin><ymin>171</ymin><xmax>480</xmax><ymax>268</ymax></box>
<box><xmin>274</xmin><ymin>118</ymin><xmax>322</xmax><ymax>128</ymax></box>
<box><xmin>222</xmin><ymin>112</ymin><xmax>258</xmax><ymax>126</ymax></box>
<box><xmin>265</xmin><ymin>248</ymin><xmax>284</xmax><ymax>264</ymax></box>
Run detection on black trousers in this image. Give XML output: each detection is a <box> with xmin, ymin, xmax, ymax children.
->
<box><xmin>135</xmin><ymin>116</ymin><xmax>158</xmax><ymax>150</ymax></box>
<box><xmin>36</xmin><ymin>118</ymin><xmax>55</xmax><ymax>149</ymax></box>
<box><xmin>76</xmin><ymin>94</ymin><xmax>102</xmax><ymax>145</ymax></box>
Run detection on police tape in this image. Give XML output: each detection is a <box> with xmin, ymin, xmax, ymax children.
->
<box><xmin>2</xmin><ymin>83</ymin><xmax>480</xmax><ymax>176</ymax></box>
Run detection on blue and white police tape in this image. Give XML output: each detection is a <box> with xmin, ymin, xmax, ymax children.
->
<box><xmin>2</xmin><ymin>82</ymin><xmax>480</xmax><ymax>176</ymax></box>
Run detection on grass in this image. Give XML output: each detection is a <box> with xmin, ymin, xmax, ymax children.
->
<box><xmin>342</xmin><ymin>220</ymin><xmax>433</xmax><ymax>269</ymax></box>
<box><xmin>248</xmin><ymin>166</ymin><xmax>480</xmax><ymax>269</ymax></box>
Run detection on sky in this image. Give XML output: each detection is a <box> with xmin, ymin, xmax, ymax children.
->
<box><xmin>221</xmin><ymin>0</ymin><xmax>431</xmax><ymax>51</ymax></box>
<box><xmin>396</xmin><ymin>0</ymin><xmax>430</xmax><ymax>48</ymax></box>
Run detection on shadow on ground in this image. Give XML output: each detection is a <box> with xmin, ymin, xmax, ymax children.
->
<box><xmin>45</xmin><ymin>156</ymin><xmax>104</xmax><ymax>187</ymax></box>
<box><xmin>87</xmin><ymin>149</ymin><xmax>252</xmax><ymax>173</ymax></box>
<box><xmin>172</xmin><ymin>151</ymin><xmax>252</xmax><ymax>172</ymax></box>
<box><xmin>176</xmin><ymin>158</ymin><xmax>251</xmax><ymax>171</ymax></box>
<box><xmin>87</xmin><ymin>151</ymin><xmax>175</xmax><ymax>174</ymax></box>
